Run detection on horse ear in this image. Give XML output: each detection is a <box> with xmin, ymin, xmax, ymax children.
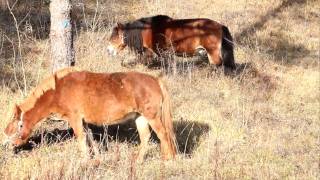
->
<box><xmin>14</xmin><ymin>104</ymin><xmax>22</xmax><ymax>118</ymax></box>
<box><xmin>53</xmin><ymin>74</ymin><xmax>58</xmax><ymax>88</ymax></box>
<box><xmin>117</xmin><ymin>22</ymin><xmax>124</xmax><ymax>29</ymax></box>
<box><xmin>15</xmin><ymin>104</ymin><xmax>21</xmax><ymax>112</ymax></box>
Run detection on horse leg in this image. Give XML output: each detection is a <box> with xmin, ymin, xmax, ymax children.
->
<box><xmin>148</xmin><ymin>117</ymin><xmax>175</xmax><ymax>160</ymax></box>
<box><xmin>83</xmin><ymin>121</ymin><xmax>100</xmax><ymax>156</ymax></box>
<box><xmin>137</xmin><ymin>47</ymin><xmax>157</xmax><ymax>65</ymax></box>
<box><xmin>66</xmin><ymin>115</ymin><xmax>88</xmax><ymax>156</ymax></box>
<box><xmin>206</xmin><ymin>48</ymin><xmax>222</xmax><ymax>66</ymax></box>
<box><xmin>135</xmin><ymin>115</ymin><xmax>151</xmax><ymax>162</ymax></box>
<box><xmin>144</xmin><ymin>48</ymin><xmax>157</xmax><ymax>60</ymax></box>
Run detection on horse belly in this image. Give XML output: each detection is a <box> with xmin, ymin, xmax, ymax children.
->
<box><xmin>84</xmin><ymin>99</ymin><xmax>136</xmax><ymax>126</ymax></box>
<box><xmin>174</xmin><ymin>38</ymin><xmax>200</xmax><ymax>55</ymax></box>
<box><xmin>166</xmin><ymin>30</ymin><xmax>200</xmax><ymax>55</ymax></box>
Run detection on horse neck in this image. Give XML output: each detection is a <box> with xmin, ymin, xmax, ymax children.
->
<box><xmin>20</xmin><ymin>89</ymin><xmax>56</xmax><ymax>127</ymax></box>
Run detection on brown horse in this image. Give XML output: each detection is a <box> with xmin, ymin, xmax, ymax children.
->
<box><xmin>3</xmin><ymin>68</ymin><xmax>177</xmax><ymax>161</ymax></box>
<box><xmin>107</xmin><ymin>15</ymin><xmax>235</xmax><ymax>69</ymax></box>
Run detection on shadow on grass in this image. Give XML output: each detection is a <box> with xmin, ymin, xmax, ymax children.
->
<box><xmin>124</xmin><ymin>52</ymin><xmax>252</xmax><ymax>77</ymax></box>
<box><xmin>234</xmin><ymin>0</ymin><xmax>311</xmax><ymax>64</ymax></box>
<box><xmin>155</xmin><ymin>58</ymin><xmax>254</xmax><ymax>78</ymax></box>
<box><xmin>125</xmin><ymin>53</ymin><xmax>233</xmax><ymax>76</ymax></box>
<box><xmin>14</xmin><ymin>118</ymin><xmax>210</xmax><ymax>156</ymax></box>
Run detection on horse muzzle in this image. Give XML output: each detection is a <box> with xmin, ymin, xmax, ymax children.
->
<box><xmin>2</xmin><ymin>133</ymin><xmax>23</xmax><ymax>150</ymax></box>
<box><xmin>2</xmin><ymin>137</ymin><xmax>14</xmax><ymax>150</ymax></box>
<box><xmin>106</xmin><ymin>45</ymin><xmax>118</xmax><ymax>56</ymax></box>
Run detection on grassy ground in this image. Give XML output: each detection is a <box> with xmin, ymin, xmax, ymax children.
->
<box><xmin>0</xmin><ymin>0</ymin><xmax>319</xmax><ymax>179</ymax></box>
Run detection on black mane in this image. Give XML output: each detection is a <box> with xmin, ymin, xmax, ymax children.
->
<box><xmin>123</xmin><ymin>15</ymin><xmax>172</xmax><ymax>54</ymax></box>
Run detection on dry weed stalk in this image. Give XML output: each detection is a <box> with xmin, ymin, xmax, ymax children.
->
<box><xmin>6</xmin><ymin>0</ymin><xmax>28</xmax><ymax>96</ymax></box>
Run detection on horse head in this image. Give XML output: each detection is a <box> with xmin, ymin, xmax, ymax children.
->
<box><xmin>3</xmin><ymin>105</ymin><xmax>32</xmax><ymax>149</ymax></box>
<box><xmin>107</xmin><ymin>23</ymin><xmax>126</xmax><ymax>56</ymax></box>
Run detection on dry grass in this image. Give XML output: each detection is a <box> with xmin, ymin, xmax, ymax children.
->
<box><xmin>0</xmin><ymin>0</ymin><xmax>319</xmax><ymax>179</ymax></box>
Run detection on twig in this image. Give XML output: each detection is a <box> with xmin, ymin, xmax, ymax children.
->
<box><xmin>4</xmin><ymin>34</ymin><xmax>23</xmax><ymax>97</ymax></box>
<box><xmin>183</xmin><ymin>122</ymin><xmax>194</xmax><ymax>155</ymax></box>
<box><xmin>92</xmin><ymin>0</ymin><xmax>99</xmax><ymax>30</ymax></box>
<box><xmin>6</xmin><ymin>0</ymin><xmax>27</xmax><ymax>96</ymax></box>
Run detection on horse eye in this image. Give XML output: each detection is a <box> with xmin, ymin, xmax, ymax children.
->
<box><xmin>17</xmin><ymin>121</ymin><xmax>23</xmax><ymax>129</ymax></box>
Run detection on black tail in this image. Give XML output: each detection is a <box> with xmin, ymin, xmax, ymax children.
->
<box><xmin>221</xmin><ymin>26</ymin><xmax>236</xmax><ymax>69</ymax></box>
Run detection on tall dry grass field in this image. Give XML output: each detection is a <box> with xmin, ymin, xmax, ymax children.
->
<box><xmin>0</xmin><ymin>0</ymin><xmax>319</xmax><ymax>179</ymax></box>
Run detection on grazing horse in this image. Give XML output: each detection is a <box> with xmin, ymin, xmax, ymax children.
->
<box><xmin>3</xmin><ymin>68</ymin><xmax>177</xmax><ymax>161</ymax></box>
<box><xmin>107</xmin><ymin>15</ymin><xmax>235</xmax><ymax>69</ymax></box>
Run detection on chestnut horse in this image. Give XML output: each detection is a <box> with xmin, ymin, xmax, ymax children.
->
<box><xmin>3</xmin><ymin>68</ymin><xmax>177</xmax><ymax>161</ymax></box>
<box><xmin>107</xmin><ymin>15</ymin><xmax>235</xmax><ymax>69</ymax></box>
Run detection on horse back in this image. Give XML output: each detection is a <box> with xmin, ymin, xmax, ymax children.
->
<box><xmin>144</xmin><ymin>18</ymin><xmax>224</xmax><ymax>54</ymax></box>
<box><xmin>164</xmin><ymin>18</ymin><xmax>223</xmax><ymax>41</ymax></box>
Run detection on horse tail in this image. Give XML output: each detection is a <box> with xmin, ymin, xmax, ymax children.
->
<box><xmin>221</xmin><ymin>25</ymin><xmax>236</xmax><ymax>69</ymax></box>
<box><xmin>158</xmin><ymin>77</ymin><xmax>178</xmax><ymax>157</ymax></box>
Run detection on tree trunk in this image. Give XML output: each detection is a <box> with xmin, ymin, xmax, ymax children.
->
<box><xmin>50</xmin><ymin>0</ymin><xmax>75</xmax><ymax>73</ymax></box>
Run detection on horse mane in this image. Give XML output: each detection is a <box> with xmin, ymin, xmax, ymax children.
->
<box><xmin>19</xmin><ymin>68</ymin><xmax>78</xmax><ymax>112</ymax></box>
<box><xmin>123</xmin><ymin>15</ymin><xmax>173</xmax><ymax>54</ymax></box>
